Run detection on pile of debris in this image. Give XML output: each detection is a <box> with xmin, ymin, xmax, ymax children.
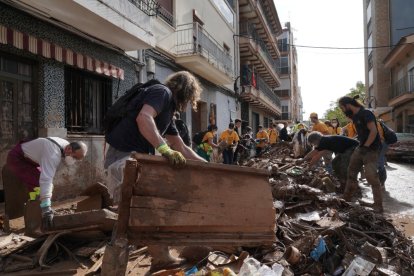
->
<box><xmin>239</xmin><ymin>143</ymin><xmax>414</xmax><ymax>275</ymax></box>
<box><xmin>1</xmin><ymin>143</ymin><xmax>413</xmax><ymax>276</ymax></box>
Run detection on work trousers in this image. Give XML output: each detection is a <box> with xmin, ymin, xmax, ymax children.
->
<box><xmin>332</xmin><ymin>147</ymin><xmax>355</xmax><ymax>184</ymax></box>
<box><xmin>256</xmin><ymin>146</ymin><xmax>264</xmax><ymax>156</ymax></box>
<box><xmin>322</xmin><ymin>151</ymin><xmax>333</xmax><ymax>174</ymax></box>
<box><xmin>222</xmin><ymin>149</ymin><xmax>234</xmax><ymax>165</ymax></box>
<box><xmin>377</xmin><ymin>142</ymin><xmax>388</xmax><ymax>185</ymax></box>
<box><xmin>344</xmin><ymin>147</ymin><xmax>383</xmax><ymax>210</ymax></box>
<box><xmin>6</xmin><ymin>142</ymin><xmax>40</xmax><ymax>191</ymax></box>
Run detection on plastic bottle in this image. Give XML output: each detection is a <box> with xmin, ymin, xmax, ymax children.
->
<box><xmin>223</xmin><ymin>267</ymin><xmax>237</xmax><ymax>276</ymax></box>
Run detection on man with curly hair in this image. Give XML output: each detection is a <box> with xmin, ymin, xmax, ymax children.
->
<box><xmin>104</xmin><ymin>71</ymin><xmax>206</xmax><ymax>272</ymax></box>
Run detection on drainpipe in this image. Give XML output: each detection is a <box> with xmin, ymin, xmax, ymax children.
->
<box><xmin>137</xmin><ymin>50</ymin><xmax>146</xmax><ymax>83</ymax></box>
<box><xmin>234</xmin><ymin>0</ymin><xmax>240</xmax><ymax>82</ymax></box>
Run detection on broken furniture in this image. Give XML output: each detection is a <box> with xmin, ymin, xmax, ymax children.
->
<box><xmin>101</xmin><ymin>153</ymin><xmax>276</xmax><ymax>275</ymax></box>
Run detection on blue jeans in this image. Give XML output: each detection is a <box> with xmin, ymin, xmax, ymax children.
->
<box><xmin>223</xmin><ymin>149</ymin><xmax>234</xmax><ymax>165</ymax></box>
<box><xmin>377</xmin><ymin>142</ymin><xmax>388</xmax><ymax>185</ymax></box>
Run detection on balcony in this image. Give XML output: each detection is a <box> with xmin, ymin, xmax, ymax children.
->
<box><xmin>239</xmin><ymin>22</ymin><xmax>280</xmax><ymax>86</ymax></box>
<box><xmin>389</xmin><ymin>74</ymin><xmax>414</xmax><ymax>107</ymax></box>
<box><xmin>275</xmin><ymin>89</ymin><xmax>291</xmax><ymax>98</ymax></box>
<box><xmin>238</xmin><ymin>0</ymin><xmax>281</xmax><ymax>59</ymax></box>
<box><xmin>175</xmin><ymin>23</ymin><xmax>234</xmax><ymax>85</ymax></box>
<box><xmin>240</xmin><ymin>67</ymin><xmax>281</xmax><ymax>116</ymax></box>
<box><xmin>17</xmin><ymin>0</ymin><xmax>156</xmax><ymax>50</ymax></box>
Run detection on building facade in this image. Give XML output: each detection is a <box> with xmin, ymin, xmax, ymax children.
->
<box><xmin>384</xmin><ymin>35</ymin><xmax>414</xmax><ymax>133</ymax></box>
<box><xmin>0</xmin><ymin>0</ymin><xmax>243</xmax><ymax>198</ymax></box>
<box><xmin>238</xmin><ymin>0</ymin><xmax>282</xmax><ymax>133</ymax></box>
<box><xmin>363</xmin><ymin>0</ymin><xmax>414</xmax><ymax>132</ymax></box>
<box><xmin>275</xmin><ymin>22</ymin><xmax>301</xmax><ymax>124</ymax></box>
<box><xmin>144</xmin><ymin>0</ymin><xmax>240</xmax><ymax>136</ymax></box>
<box><xmin>0</xmin><ymin>0</ymin><xmax>160</xmax><ymax>197</ymax></box>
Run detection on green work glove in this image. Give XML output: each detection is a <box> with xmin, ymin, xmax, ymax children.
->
<box><xmin>157</xmin><ymin>143</ymin><xmax>186</xmax><ymax>168</ymax></box>
<box><xmin>40</xmin><ymin>199</ymin><xmax>54</xmax><ymax>231</ymax></box>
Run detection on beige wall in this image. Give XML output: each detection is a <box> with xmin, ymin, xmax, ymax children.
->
<box><xmin>154</xmin><ymin>0</ymin><xmax>236</xmax><ymax>64</ymax></box>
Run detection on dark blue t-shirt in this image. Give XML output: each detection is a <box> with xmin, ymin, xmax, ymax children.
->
<box><xmin>106</xmin><ymin>84</ymin><xmax>178</xmax><ymax>153</ymax></box>
<box><xmin>316</xmin><ymin>135</ymin><xmax>359</xmax><ymax>154</ymax></box>
<box><xmin>352</xmin><ymin>108</ymin><xmax>381</xmax><ymax>150</ymax></box>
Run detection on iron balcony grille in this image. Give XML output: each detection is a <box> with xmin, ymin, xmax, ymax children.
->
<box><xmin>240</xmin><ymin>22</ymin><xmax>279</xmax><ymax>75</ymax></box>
<box><xmin>176</xmin><ymin>22</ymin><xmax>233</xmax><ymax>77</ymax></box>
<box><xmin>390</xmin><ymin>74</ymin><xmax>414</xmax><ymax>100</ymax></box>
<box><xmin>282</xmin><ymin>112</ymin><xmax>291</xmax><ymax>120</ymax></box>
<box><xmin>157</xmin><ymin>5</ymin><xmax>175</xmax><ymax>27</ymax></box>
<box><xmin>128</xmin><ymin>0</ymin><xmax>159</xmax><ymax>16</ymax></box>
<box><xmin>241</xmin><ymin>67</ymin><xmax>281</xmax><ymax>108</ymax></box>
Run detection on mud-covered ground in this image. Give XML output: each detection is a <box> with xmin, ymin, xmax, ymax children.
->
<box><xmin>361</xmin><ymin>161</ymin><xmax>414</xmax><ymax>240</ymax></box>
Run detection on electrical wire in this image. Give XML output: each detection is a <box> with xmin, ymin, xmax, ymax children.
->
<box><xmin>287</xmin><ymin>42</ymin><xmax>414</xmax><ymax>50</ymax></box>
<box><xmin>237</xmin><ymin>33</ymin><xmax>413</xmax><ymax>51</ymax></box>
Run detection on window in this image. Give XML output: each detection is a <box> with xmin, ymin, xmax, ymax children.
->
<box><xmin>367</xmin><ymin>0</ymin><xmax>372</xmax><ymax>21</ymax></box>
<box><xmin>278</xmin><ymin>38</ymin><xmax>289</xmax><ymax>52</ymax></box>
<box><xmin>276</xmin><ymin>89</ymin><xmax>291</xmax><ymax>97</ymax></box>
<box><xmin>368</xmin><ymin>53</ymin><xmax>373</xmax><ymax>70</ymax></box>
<box><xmin>264</xmin><ymin>117</ymin><xmax>269</xmax><ymax>128</ymax></box>
<box><xmin>211</xmin><ymin>0</ymin><xmax>234</xmax><ymax>26</ymax></box>
<box><xmin>367</xmin><ymin>18</ymin><xmax>372</xmax><ymax>35</ymax></box>
<box><xmin>282</xmin><ymin>105</ymin><xmax>289</xmax><ymax>113</ymax></box>
<box><xmin>278</xmin><ymin>57</ymin><xmax>289</xmax><ymax>75</ymax></box>
<box><xmin>368</xmin><ymin>34</ymin><xmax>373</xmax><ymax>55</ymax></box>
<box><xmin>65</xmin><ymin>68</ymin><xmax>112</xmax><ymax>134</ymax></box>
<box><xmin>369</xmin><ymin>69</ymin><xmax>373</xmax><ymax>86</ymax></box>
<box><xmin>409</xmin><ymin>67</ymin><xmax>414</xmax><ymax>92</ymax></box>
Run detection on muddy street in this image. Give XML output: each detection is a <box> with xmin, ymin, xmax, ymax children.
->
<box><xmin>361</xmin><ymin>161</ymin><xmax>414</xmax><ymax>239</ymax></box>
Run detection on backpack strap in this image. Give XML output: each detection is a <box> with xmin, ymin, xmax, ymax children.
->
<box><xmin>46</xmin><ymin>138</ymin><xmax>65</xmax><ymax>157</ymax></box>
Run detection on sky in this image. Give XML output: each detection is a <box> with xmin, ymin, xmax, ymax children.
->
<box><xmin>273</xmin><ymin>0</ymin><xmax>365</xmax><ymax>119</ymax></box>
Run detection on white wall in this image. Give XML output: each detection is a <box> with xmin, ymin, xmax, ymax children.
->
<box><xmin>154</xmin><ymin>0</ymin><xmax>237</xmax><ymax>71</ymax></box>
<box><xmin>214</xmin><ymin>92</ymin><xmax>239</xmax><ymax>133</ymax></box>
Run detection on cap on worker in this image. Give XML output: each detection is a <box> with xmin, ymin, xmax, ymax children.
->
<box><xmin>310</xmin><ymin>112</ymin><xmax>318</xmax><ymax>118</ymax></box>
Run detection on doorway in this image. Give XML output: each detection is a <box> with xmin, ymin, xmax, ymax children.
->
<box><xmin>191</xmin><ymin>101</ymin><xmax>208</xmax><ymax>136</ymax></box>
<box><xmin>0</xmin><ymin>53</ymin><xmax>37</xmax><ymax>193</ymax></box>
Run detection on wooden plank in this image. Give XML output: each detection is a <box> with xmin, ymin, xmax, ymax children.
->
<box><xmin>127</xmin><ymin>232</ymin><xmax>275</xmax><ymax>246</ymax></box>
<box><xmin>129</xmin><ymin>196</ymin><xmax>274</xmax><ymax>228</ymax></box>
<box><xmin>51</xmin><ymin>209</ymin><xmax>117</xmax><ymax>232</ymax></box>
<box><xmin>132</xmin><ymin>153</ymin><xmax>269</xmax><ymax>176</ymax></box>
<box><xmin>86</xmin><ymin>254</ymin><xmax>104</xmax><ymax>276</ymax></box>
<box><xmin>116</xmin><ymin>158</ymin><xmax>138</xmax><ymax>240</ymax></box>
<box><xmin>128</xmin><ymin>208</ymin><xmax>274</xmax><ymax>230</ymax></box>
<box><xmin>131</xmin><ymin>155</ymin><xmax>272</xmax><ymax>202</ymax></box>
<box><xmin>0</xmin><ymin>234</ymin><xmax>35</xmax><ymax>257</ymax></box>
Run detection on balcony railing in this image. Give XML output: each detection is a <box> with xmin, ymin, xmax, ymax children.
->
<box><xmin>281</xmin><ymin>112</ymin><xmax>291</xmax><ymax>120</ymax></box>
<box><xmin>176</xmin><ymin>23</ymin><xmax>233</xmax><ymax>77</ymax></box>
<box><xmin>128</xmin><ymin>0</ymin><xmax>159</xmax><ymax>16</ymax></box>
<box><xmin>390</xmin><ymin>74</ymin><xmax>414</xmax><ymax>99</ymax></box>
<box><xmin>257</xmin><ymin>74</ymin><xmax>281</xmax><ymax>108</ymax></box>
<box><xmin>240</xmin><ymin>22</ymin><xmax>278</xmax><ymax>73</ymax></box>
<box><xmin>157</xmin><ymin>5</ymin><xmax>175</xmax><ymax>27</ymax></box>
<box><xmin>257</xmin><ymin>0</ymin><xmax>277</xmax><ymax>35</ymax></box>
<box><xmin>241</xmin><ymin>67</ymin><xmax>281</xmax><ymax>108</ymax></box>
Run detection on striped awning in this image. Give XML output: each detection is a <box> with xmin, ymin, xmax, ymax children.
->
<box><xmin>0</xmin><ymin>24</ymin><xmax>124</xmax><ymax>79</ymax></box>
